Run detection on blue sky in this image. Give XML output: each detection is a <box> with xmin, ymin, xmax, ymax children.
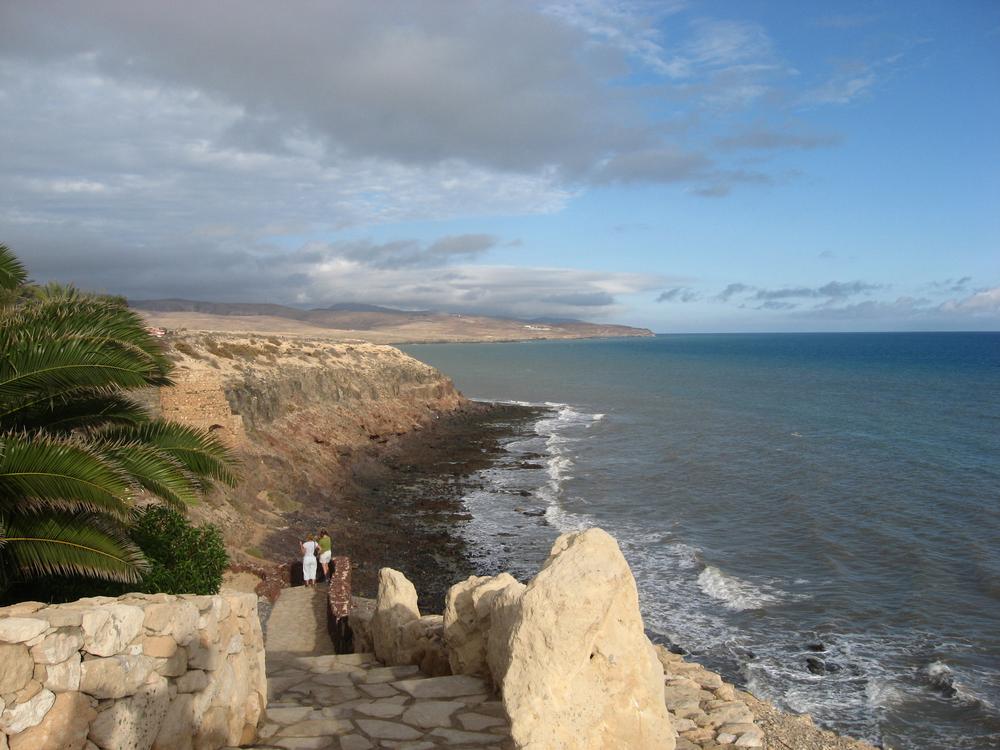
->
<box><xmin>0</xmin><ymin>1</ymin><xmax>997</xmax><ymax>332</ymax></box>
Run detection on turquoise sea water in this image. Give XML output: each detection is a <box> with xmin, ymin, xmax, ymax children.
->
<box><xmin>402</xmin><ymin>333</ymin><xmax>1000</xmax><ymax>750</ymax></box>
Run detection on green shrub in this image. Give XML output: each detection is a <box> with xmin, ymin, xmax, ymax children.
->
<box><xmin>130</xmin><ymin>505</ymin><xmax>228</xmax><ymax>595</ymax></box>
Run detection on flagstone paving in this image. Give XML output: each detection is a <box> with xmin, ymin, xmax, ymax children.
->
<box><xmin>244</xmin><ymin>585</ymin><xmax>514</xmax><ymax>749</ymax></box>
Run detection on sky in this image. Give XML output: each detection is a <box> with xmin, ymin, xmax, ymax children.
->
<box><xmin>0</xmin><ymin>1</ymin><xmax>997</xmax><ymax>333</ymax></box>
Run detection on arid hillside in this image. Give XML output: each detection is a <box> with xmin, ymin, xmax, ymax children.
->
<box><xmin>133</xmin><ymin>299</ymin><xmax>654</xmax><ymax>343</ymax></box>
<box><xmin>148</xmin><ymin>331</ymin><xmax>467</xmax><ymax>572</ymax></box>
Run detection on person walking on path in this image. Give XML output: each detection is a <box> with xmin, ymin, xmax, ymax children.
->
<box><xmin>317</xmin><ymin>529</ymin><xmax>333</xmax><ymax>580</ymax></box>
<box><xmin>301</xmin><ymin>535</ymin><xmax>319</xmax><ymax>586</ymax></box>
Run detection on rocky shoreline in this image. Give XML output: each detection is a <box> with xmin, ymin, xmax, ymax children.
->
<box><xmin>285</xmin><ymin>398</ymin><xmax>881</xmax><ymax>750</ymax></box>
<box><xmin>263</xmin><ymin>400</ymin><xmax>545</xmax><ymax>613</ymax></box>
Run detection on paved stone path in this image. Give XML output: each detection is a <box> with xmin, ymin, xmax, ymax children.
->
<box><xmin>266</xmin><ymin>585</ymin><xmax>336</xmax><ymax>658</ymax></box>
<box><xmin>247</xmin><ymin>586</ymin><xmax>513</xmax><ymax>749</ymax></box>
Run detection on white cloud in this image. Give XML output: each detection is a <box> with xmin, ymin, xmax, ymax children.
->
<box><xmin>940</xmin><ymin>287</ymin><xmax>1000</xmax><ymax>314</ymax></box>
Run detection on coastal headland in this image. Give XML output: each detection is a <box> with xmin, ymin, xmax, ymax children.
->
<box><xmin>134</xmin><ymin>298</ymin><xmax>654</xmax><ymax>344</ymax></box>
<box><xmin>151</xmin><ymin>327</ymin><xmax>877</xmax><ymax>749</ymax></box>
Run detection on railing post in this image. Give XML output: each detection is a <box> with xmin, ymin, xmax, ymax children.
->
<box><xmin>326</xmin><ymin>555</ymin><xmax>353</xmax><ymax>652</ymax></box>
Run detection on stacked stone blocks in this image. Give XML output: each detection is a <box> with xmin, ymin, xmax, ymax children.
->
<box><xmin>0</xmin><ymin>590</ymin><xmax>266</xmax><ymax>750</ymax></box>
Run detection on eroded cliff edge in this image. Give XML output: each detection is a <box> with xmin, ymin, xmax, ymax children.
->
<box><xmin>149</xmin><ymin>331</ymin><xmax>468</xmax><ymax>575</ymax></box>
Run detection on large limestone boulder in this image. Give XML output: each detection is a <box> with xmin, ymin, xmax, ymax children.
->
<box><xmin>484</xmin><ymin>579</ymin><xmax>527</xmax><ymax>687</ymax></box>
<box><xmin>400</xmin><ymin>615</ymin><xmax>450</xmax><ymax>676</ymax></box>
<box><xmin>444</xmin><ymin>573</ymin><xmax>519</xmax><ymax>678</ymax></box>
<box><xmin>79</xmin><ymin>655</ymin><xmax>155</xmax><ymax>699</ymax></box>
<box><xmin>348</xmin><ymin>596</ymin><xmax>375</xmax><ymax>653</ymax></box>
<box><xmin>81</xmin><ymin>604</ymin><xmax>144</xmax><ymax>656</ymax></box>
<box><xmin>0</xmin><ymin>644</ymin><xmax>34</xmax><ymax>694</ymax></box>
<box><xmin>8</xmin><ymin>692</ymin><xmax>94</xmax><ymax>750</ymax></box>
<box><xmin>0</xmin><ymin>688</ymin><xmax>55</xmax><ymax>734</ymax></box>
<box><xmin>0</xmin><ymin>617</ymin><xmax>48</xmax><ymax>644</ymax></box>
<box><xmin>492</xmin><ymin>528</ymin><xmax>674</xmax><ymax>750</ymax></box>
<box><xmin>88</xmin><ymin>673</ymin><xmax>170</xmax><ymax>750</ymax></box>
<box><xmin>370</xmin><ymin>568</ymin><xmax>420</xmax><ymax>665</ymax></box>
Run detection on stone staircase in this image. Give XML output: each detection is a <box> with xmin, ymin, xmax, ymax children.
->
<box><xmin>248</xmin><ymin>586</ymin><xmax>513</xmax><ymax>749</ymax></box>
<box><xmin>265</xmin><ymin>585</ymin><xmax>336</xmax><ymax>659</ymax></box>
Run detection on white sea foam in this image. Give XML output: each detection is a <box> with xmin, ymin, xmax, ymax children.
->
<box><xmin>926</xmin><ymin>661</ymin><xmax>998</xmax><ymax>713</ymax></box>
<box><xmin>866</xmin><ymin>676</ymin><xmax>904</xmax><ymax>710</ymax></box>
<box><xmin>697</xmin><ymin>565</ymin><xmax>781</xmax><ymax>611</ymax></box>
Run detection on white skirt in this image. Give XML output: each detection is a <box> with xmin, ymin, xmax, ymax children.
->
<box><xmin>319</xmin><ymin>550</ymin><xmax>332</xmax><ymax>564</ymax></box>
<box><xmin>302</xmin><ymin>555</ymin><xmax>317</xmax><ymax>581</ymax></box>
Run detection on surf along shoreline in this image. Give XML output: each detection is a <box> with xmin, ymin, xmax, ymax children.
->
<box><xmin>265</xmin><ymin>389</ymin><xmax>879</xmax><ymax>749</ymax></box>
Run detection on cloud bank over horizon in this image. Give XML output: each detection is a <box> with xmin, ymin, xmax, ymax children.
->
<box><xmin>0</xmin><ymin>1</ymin><xmax>996</xmax><ymax>330</ymax></box>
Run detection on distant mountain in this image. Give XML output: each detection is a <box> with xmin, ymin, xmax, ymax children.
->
<box><xmin>131</xmin><ymin>298</ymin><xmax>655</xmax><ymax>340</ymax></box>
<box><xmin>527</xmin><ymin>316</ymin><xmax>587</xmax><ymax>325</ymax></box>
<box><xmin>322</xmin><ymin>302</ymin><xmax>431</xmax><ymax>315</ymax></box>
<box><xmin>131</xmin><ymin>299</ymin><xmax>310</xmax><ymax>319</ymax></box>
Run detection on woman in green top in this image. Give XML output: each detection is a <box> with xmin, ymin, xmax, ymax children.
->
<box><xmin>317</xmin><ymin>529</ymin><xmax>332</xmax><ymax>580</ymax></box>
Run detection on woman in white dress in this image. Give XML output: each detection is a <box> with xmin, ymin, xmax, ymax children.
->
<box><xmin>301</xmin><ymin>535</ymin><xmax>318</xmax><ymax>586</ymax></box>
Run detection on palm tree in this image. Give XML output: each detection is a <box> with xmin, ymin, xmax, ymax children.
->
<box><xmin>0</xmin><ymin>244</ymin><xmax>238</xmax><ymax>589</ymax></box>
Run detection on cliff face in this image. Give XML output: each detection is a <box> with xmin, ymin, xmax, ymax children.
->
<box><xmin>153</xmin><ymin>332</ymin><xmax>466</xmax><ymax>561</ymax></box>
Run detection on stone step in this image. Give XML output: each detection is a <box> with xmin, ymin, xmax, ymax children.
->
<box><xmin>255</xmin><ymin>652</ymin><xmax>512</xmax><ymax>749</ymax></box>
<box><xmin>259</xmin><ymin>584</ymin><xmax>512</xmax><ymax>747</ymax></box>
<box><xmin>266</xmin><ymin>585</ymin><xmax>336</xmax><ymax>658</ymax></box>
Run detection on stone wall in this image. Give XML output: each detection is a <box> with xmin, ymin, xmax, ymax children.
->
<box><xmin>159</xmin><ymin>376</ymin><xmax>247</xmax><ymax>448</ymax></box>
<box><xmin>0</xmin><ymin>590</ymin><xmax>266</xmax><ymax>750</ymax></box>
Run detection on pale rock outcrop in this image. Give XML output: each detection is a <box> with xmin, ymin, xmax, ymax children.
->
<box><xmin>492</xmin><ymin>528</ymin><xmax>674</xmax><ymax>750</ymax></box>
<box><xmin>443</xmin><ymin>572</ymin><xmax>518</xmax><ymax>678</ymax></box>
<box><xmin>371</xmin><ymin>568</ymin><xmax>420</xmax><ymax>665</ymax></box>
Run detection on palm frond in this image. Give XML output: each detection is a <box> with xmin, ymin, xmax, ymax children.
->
<box><xmin>19</xmin><ymin>287</ymin><xmax>173</xmax><ymax>378</ymax></box>
<box><xmin>2</xmin><ymin>511</ymin><xmax>146</xmax><ymax>582</ymax></box>
<box><xmin>0</xmin><ymin>336</ymin><xmax>164</xmax><ymax>413</ymax></box>
<box><xmin>98</xmin><ymin>439</ymin><xmax>200</xmax><ymax>508</ymax></box>
<box><xmin>98</xmin><ymin>420</ymin><xmax>240</xmax><ymax>487</ymax></box>
<box><xmin>0</xmin><ymin>244</ymin><xmax>27</xmax><ymax>293</ymax></box>
<box><xmin>3</xmin><ymin>390</ymin><xmax>151</xmax><ymax>434</ymax></box>
<box><xmin>0</xmin><ymin>434</ymin><xmax>132</xmax><ymax>521</ymax></box>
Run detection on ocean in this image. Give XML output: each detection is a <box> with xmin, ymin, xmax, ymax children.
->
<box><xmin>401</xmin><ymin>333</ymin><xmax>1000</xmax><ymax>750</ymax></box>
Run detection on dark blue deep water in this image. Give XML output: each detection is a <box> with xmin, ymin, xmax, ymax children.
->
<box><xmin>403</xmin><ymin>333</ymin><xmax>1000</xmax><ymax>750</ymax></box>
